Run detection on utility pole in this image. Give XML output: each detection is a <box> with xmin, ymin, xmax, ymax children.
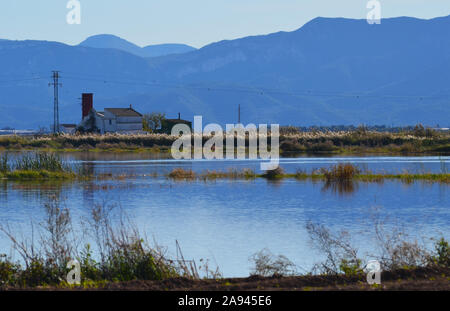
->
<box><xmin>49</xmin><ymin>71</ymin><xmax>62</xmax><ymax>133</ymax></box>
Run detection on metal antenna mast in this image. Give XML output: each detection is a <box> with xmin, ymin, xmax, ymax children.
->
<box><xmin>49</xmin><ymin>71</ymin><xmax>62</xmax><ymax>133</ymax></box>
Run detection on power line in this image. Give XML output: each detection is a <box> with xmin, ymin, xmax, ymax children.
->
<box><xmin>0</xmin><ymin>77</ymin><xmax>44</xmax><ymax>84</ymax></box>
<box><xmin>62</xmin><ymin>74</ymin><xmax>448</xmax><ymax>100</ymax></box>
<box><xmin>0</xmin><ymin>71</ymin><xmax>448</xmax><ymax>101</ymax></box>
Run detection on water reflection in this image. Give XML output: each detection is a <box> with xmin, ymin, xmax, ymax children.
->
<box><xmin>9</xmin><ymin>180</ymin><xmax>66</xmax><ymax>201</ymax></box>
<box><xmin>59</xmin><ymin>154</ymin><xmax>450</xmax><ymax>175</ymax></box>
<box><xmin>322</xmin><ymin>180</ymin><xmax>359</xmax><ymax>196</ymax></box>
<box><xmin>83</xmin><ymin>182</ymin><xmax>95</xmax><ymax>208</ymax></box>
<box><xmin>0</xmin><ymin>181</ymin><xmax>7</xmax><ymax>201</ymax></box>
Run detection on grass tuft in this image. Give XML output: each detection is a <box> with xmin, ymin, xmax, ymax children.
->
<box><xmin>168</xmin><ymin>168</ymin><xmax>196</xmax><ymax>180</ymax></box>
<box><xmin>321</xmin><ymin>163</ymin><xmax>360</xmax><ymax>181</ymax></box>
<box><xmin>0</xmin><ymin>152</ymin><xmax>78</xmax><ymax>181</ymax></box>
<box><xmin>261</xmin><ymin>167</ymin><xmax>285</xmax><ymax>179</ymax></box>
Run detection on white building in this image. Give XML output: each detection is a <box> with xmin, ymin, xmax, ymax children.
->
<box><xmin>79</xmin><ymin>106</ymin><xmax>143</xmax><ymax>134</ymax></box>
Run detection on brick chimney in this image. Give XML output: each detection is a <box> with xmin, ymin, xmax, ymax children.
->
<box><xmin>82</xmin><ymin>93</ymin><xmax>93</xmax><ymax>119</ymax></box>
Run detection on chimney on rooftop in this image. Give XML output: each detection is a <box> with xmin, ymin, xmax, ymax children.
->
<box><xmin>82</xmin><ymin>93</ymin><xmax>93</xmax><ymax>120</ymax></box>
<box><xmin>178</xmin><ymin>112</ymin><xmax>181</xmax><ymax>120</ymax></box>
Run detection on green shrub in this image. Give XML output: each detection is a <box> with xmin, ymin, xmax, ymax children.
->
<box><xmin>0</xmin><ymin>254</ymin><xmax>19</xmax><ymax>286</ymax></box>
<box><xmin>78</xmin><ymin>244</ymin><xmax>103</xmax><ymax>282</ymax></box>
<box><xmin>103</xmin><ymin>240</ymin><xmax>177</xmax><ymax>282</ymax></box>
<box><xmin>339</xmin><ymin>259</ymin><xmax>363</xmax><ymax>276</ymax></box>
<box><xmin>432</xmin><ymin>238</ymin><xmax>450</xmax><ymax>267</ymax></box>
<box><xmin>19</xmin><ymin>259</ymin><xmax>60</xmax><ymax>287</ymax></box>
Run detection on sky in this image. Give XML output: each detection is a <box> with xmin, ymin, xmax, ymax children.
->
<box><xmin>0</xmin><ymin>0</ymin><xmax>449</xmax><ymax>48</ymax></box>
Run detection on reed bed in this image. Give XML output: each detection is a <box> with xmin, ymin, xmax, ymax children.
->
<box><xmin>167</xmin><ymin>168</ymin><xmax>196</xmax><ymax>180</ymax></box>
<box><xmin>14</xmin><ymin>153</ymin><xmax>68</xmax><ymax>172</ymax></box>
<box><xmin>0</xmin><ymin>130</ymin><xmax>448</xmax><ymax>154</ymax></box>
<box><xmin>358</xmin><ymin>173</ymin><xmax>450</xmax><ymax>183</ymax></box>
<box><xmin>321</xmin><ymin>163</ymin><xmax>361</xmax><ymax>181</ymax></box>
<box><xmin>165</xmin><ymin>165</ymin><xmax>450</xmax><ymax>184</ymax></box>
<box><xmin>199</xmin><ymin>168</ymin><xmax>257</xmax><ymax>180</ymax></box>
<box><xmin>0</xmin><ymin>152</ymin><xmax>76</xmax><ymax>180</ymax></box>
<box><xmin>167</xmin><ymin>168</ymin><xmax>258</xmax><ymax>180</ymax></box>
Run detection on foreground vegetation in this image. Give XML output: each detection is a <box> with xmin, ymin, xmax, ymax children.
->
<box><xmin>0</xmin><ymin>199</ymin><xmax>219</xmax><ymax>289</ymax></box>
<box><xmin>0</xmin><ymin>125</ymin><xmax>449</xmax><ymax>154</ymax></box>
<box><xmin>0</xmin><ymin>197</ymin><xmax>448</xmax><ymax>290</ymax></box>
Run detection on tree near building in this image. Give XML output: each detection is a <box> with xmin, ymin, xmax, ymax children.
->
<box><xmin>143</xmin><ymin>112</ymin><xmax>166</xmax><ymax>132</ymax></box>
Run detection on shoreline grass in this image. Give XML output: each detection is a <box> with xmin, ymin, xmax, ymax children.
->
<box><xmin>0</xmin><ymin>170</ymin><xmax>76</xmax><ymax>180</ymax></box>
<box><xmin>0</xmin><ymin>152</ymin><xmax>84</xmax><ymax>181</ymax></box>
<box><xmin>165</xmin><ymin>165</ymin><xmax>450</xmax><ymax>183</ymax></box>
<box><xmin>0</xmin><ymin>131</ymin><xmax>449</xmax><ymax>155</ymax></box>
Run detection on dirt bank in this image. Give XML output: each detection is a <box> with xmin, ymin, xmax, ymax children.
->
<box><xmin>4</xmin><ymin>267</ymin><xmax>448</xmax><ymax>291</ymax></box>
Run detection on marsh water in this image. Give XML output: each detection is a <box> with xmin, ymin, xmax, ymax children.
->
<box><xmin>0</xmin><ymin>153</ymin><xmax>449</xmax><ymax>276</ymax></box>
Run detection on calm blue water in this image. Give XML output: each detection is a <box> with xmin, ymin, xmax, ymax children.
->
<box><xmin>0</xmin><ymin>154</ymin><xmax>448</xmax><ymax>277</ymax></box>
<box><xmin>67</xmin><ymin>154</ymin><xmax>449</xmax><ymax>175</ymax></box>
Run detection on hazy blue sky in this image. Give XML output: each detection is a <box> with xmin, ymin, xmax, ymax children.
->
<box><xmin>0</xmin><ymin>0</ymin><xmax>449</xmax><ymax>48</ymax></box>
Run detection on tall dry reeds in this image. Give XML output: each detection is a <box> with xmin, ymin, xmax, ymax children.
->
<box><xmin>0</xmin><ymin>197</ymin><xmax>221</xmax><ymax>287</ymax></box>
<box><xmin>14</xmin><ymin>153</ymin><xmax>68</xmax><ymax>172</ymax></box>
<box><xmin>168</xmin><ymin>168</ymin><xmax>196</xmax><ymax>180</ymax></box>
<box><xmin>0</xmin><ymin>129</ymin><xmax>448</xmax><ymax>153</ymax></box>
<box><xmin>305</xmin><ymin>208</ymin><xmax>450</xmax><ymax>276</ymax></box>
<box><xmin>321</xmin><ymin>163</ymin><xmax>361</xmax><ymax>182</ymax></box>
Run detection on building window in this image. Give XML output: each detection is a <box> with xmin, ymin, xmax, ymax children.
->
<box><xmin>109</xmin><ymin>120</ymin><xmax>112</xmax><ymax>125</ymax></box>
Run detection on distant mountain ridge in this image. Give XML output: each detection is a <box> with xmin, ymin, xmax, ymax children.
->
<box><xmin>78</xmin><ymin>34</ymin><xmax>197</xmax><ymax>58</ymax></box>
<box><xmin>143</xmin><ymin>15</ymin><xmax>450</xmax><ymax>125</ymax></box>
<box><xmin>0</xmin><ymin>15</ymin><xmax>449</xmax><ymax>128</ymax></box>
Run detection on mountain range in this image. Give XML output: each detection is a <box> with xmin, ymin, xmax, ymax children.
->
<box><xmin>78</xmin><ymin>34</ymin><xmax>196</xmax><ymax>58</ymax></box>
<box><xmin>0</xmin><ymin>15</ymin><xmax>449</xmax><ymax>129</ymax></box>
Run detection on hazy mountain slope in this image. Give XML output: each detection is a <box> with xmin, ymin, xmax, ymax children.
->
<box><xmin>142</xmin><ymin>44</ymin><xmax>197</xmax><ymax>57</ymax></box>
<box><xmin>0</xmin><ymin>40</ymin><xmax>161</xmax><ymax>128</ymax></box>
<box><xmin>150</xmin><ymin>16</ymin><xmax>450</xmax><ymax>89</ymax></box>
<box><xmin>143</xmin><ymin>15</ymin><xmax>450</xmax><ymax>125</ymax></box>
<box><xmin>1</xmin><ymin>15</ymin><xmax>449</xmax><ymax>129</ymax></box>
<box><xmin>79</xmin><ymin>34</ymin><xmax>196</xmax><ymax>58</ymax></box>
